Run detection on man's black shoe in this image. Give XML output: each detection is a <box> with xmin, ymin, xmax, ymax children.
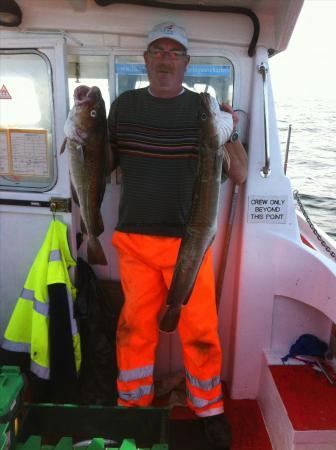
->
<box><xmin>202</xmin><ymin>413</ymin><xmax>232</xmax><ymax>449</ymax></box>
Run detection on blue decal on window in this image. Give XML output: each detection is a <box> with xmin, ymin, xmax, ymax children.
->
<box><xmin>116</xmin><ymin>64</ymin><xmax>146</xmax><ymax>75</ymax></box>
<box><xmin>116</xmin><ymin>63</ymin><xmax>231</xmax><ymax>77</ymax></box>
<box><xmin>186</xmin><ymin>65</ymin><xmax>231</xmax><ymax>76</ymax></box>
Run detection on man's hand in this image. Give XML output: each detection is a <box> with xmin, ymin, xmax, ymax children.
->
<box><xmin>219</xmin><ymin>103</ymin><xmax>247</xmax><ymax>185</ymax></box>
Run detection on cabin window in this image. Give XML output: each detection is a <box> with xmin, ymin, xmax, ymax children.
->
<box><xmin>115</xmin><ymin>55</ymin><xmax>234</xmax><ymax>104</ymax></box>
<box><xmin>0</xmin><ymin>50</ymin><xmax>55</xmax><ymax>192</ymax></box>
<box><xmin>68</xmin><ymin>55</ymin><xmax>110</xmax><ymax>112</ymax></box>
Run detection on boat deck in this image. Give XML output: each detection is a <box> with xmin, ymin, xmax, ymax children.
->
<box><xmin>169</xmin><ymin>390</ymin><xmax>272</xmax><ymax>449</ymax></box>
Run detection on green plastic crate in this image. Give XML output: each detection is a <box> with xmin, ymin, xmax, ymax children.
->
<box><xmin>0</xmin><ymin>366</ymin><xmax>24</xmax><ymax>424</ymax></box>
<box><xmin>0</xmin><ymin>423</ymin><xmax>9</xmax><ymax>450</ymax></box>
<box><xmin>13</xmin><ymin>436</ymin><xmax>167</xmax><ymax>449</ymax></box>
<box><xmin>0</xmin><ymin>367</ymin><xmax>169</xmax><ymax>449</ymax></box>
<box><xmin>16</xmin><ymin>404</ymin><xmax>169</xmax><ymax>450</ymax></box>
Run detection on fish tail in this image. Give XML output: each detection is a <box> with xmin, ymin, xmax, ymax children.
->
<box><xmin>159</xmin><ymin>307</ymin><xmax>181</xmax><ymax>333</ymax></box>
<box><xmin>87</xmin><ymin>235</ymin><xmax>107</xmax><ymax>266</ymax></box>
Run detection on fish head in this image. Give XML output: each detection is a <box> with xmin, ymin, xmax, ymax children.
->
<box><xmin>199</xmin><ymin>92</ymin><xmax>225</xmax><ymax>149</ymax></box>
<box><xmin>64</xmin><ymin>85</ymin><xmax>106</xmax><ymax>143</ymax></box>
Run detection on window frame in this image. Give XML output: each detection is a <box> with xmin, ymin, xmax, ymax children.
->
<box><xmin>0</xmin><ymin>48</ymin><xmax>57</xmax><ymax>193</ymax></box>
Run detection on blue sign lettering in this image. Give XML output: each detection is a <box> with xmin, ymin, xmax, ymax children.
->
<box><xmin>115</xmin><ymin>63</ymin><xmax>231</xmax><ymax>77</ymax></box>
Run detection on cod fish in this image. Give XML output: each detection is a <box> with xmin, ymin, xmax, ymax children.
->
<box><xmin>159</xmin><ymin>93</ymin><xmax>230</xmax><ymax>332</ymax></box>
<box><xmin>61</xmin><ymin>85</ymin><xmax>109</xmax><ymax>265</ymax></box>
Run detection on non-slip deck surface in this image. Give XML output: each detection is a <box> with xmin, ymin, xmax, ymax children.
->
<box><xmin>271</xmin><ymin>364</ymin><xmax>336</xmax><ymax>431</ymax></box>
<box><xmin>169</xmin><ymin>390</ymin><xmax>272</xmax><ymax>449</ymax></box>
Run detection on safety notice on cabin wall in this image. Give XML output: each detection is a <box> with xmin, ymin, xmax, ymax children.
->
<box><xmin>248</xmin><ymin>195</ymin><xmax>288</xmax><ymax>224</ymax></box>
<box><xmin>0</xmin><ymin>84</ymin><xmax>12</xmax><ymax>100</ymax></box>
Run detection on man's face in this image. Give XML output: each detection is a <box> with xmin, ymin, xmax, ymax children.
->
<box><xmin>144</xmin><ymin>38</ymin><xmax>190</xmax><ymax>97</ymax></box>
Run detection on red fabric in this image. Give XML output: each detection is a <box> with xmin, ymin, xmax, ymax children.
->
<box><xmin>300</xmin><ymin>234</ymin><xmax>315</xmax><ymax>249</ymax></box>
<box><xmin>271</xmin><ymin>365</ymin><xmax>336</xmax><ymax>430</ymax></box>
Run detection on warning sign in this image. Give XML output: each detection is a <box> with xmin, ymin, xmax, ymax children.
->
<box><xmin>0</xmin><ymin>84</ymin><xmax>12</xmax><ymax>100</ymax></box>
<box><xmin>248</xmin><ymin>195</ymin><xmax>288</xmax><ymax>224</ymax></box>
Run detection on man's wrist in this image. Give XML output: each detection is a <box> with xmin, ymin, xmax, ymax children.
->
<box><xmin>229</xmin><ymin>130</ymin><xmax>239</xmax><ymax>143</ymax></box>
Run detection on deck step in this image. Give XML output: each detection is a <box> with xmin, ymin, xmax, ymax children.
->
<box><xmin>259</xmin><ymin>359</ymin><xmax>336</xmax><ymax>450</ymax></box>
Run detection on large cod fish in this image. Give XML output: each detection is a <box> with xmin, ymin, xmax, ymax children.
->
<box><xmin>159</xmin><ymin>93</ymin><xmax>230</xmax><ymax>332</ymax></box>
<box><xmin>61</xmin><ymin>85</ymin><xmax>109</xmax><ymax>265</ymax></box>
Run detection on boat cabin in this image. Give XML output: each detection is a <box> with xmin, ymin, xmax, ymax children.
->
<box><xmin>1</xmin><ymin>1</ymin><xmax>336</xmax><ymax>449</ymax></box>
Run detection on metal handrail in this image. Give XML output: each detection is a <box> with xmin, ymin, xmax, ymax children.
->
<box><xmin>284</xmin><ymin>124</ymin><xmax>292</xmax><ymax>175</ymax></box>
<box><xmin>258</xmin><ymin>63</ymin><xmax>271</xmax><ymax>177</ymax></box>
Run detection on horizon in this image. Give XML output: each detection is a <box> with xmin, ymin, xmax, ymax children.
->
<box><xmin>269</xmin><ymin>0</ymin><xmax>336</xmax><ymax>101</ymax></box>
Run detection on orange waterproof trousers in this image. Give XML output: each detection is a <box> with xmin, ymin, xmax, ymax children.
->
<box><xmin>112</xmin><ymin>231</ymin><xmax>224</xmax><ymax>417</ymax></box>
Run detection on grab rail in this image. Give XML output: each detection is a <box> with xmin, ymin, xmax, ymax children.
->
<box><xmin>0</xmin><ymin>197</ymin><xmax>71</xmax><ymax>212</ymax></box>
<box><xmin>258</xmin><ymin>63</ymin><xmax>271</xmax><ymax>177</ymax></box>
<box><xmin>284</xmin><ymin>124</ymin><xmax>292</xmax><ymax>175</ymax></box>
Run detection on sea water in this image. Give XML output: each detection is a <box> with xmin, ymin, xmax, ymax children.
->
<box><xmin>275</xmin><ymin>97</ymin><xmax>336</xmax><ymax>239</ymax></box>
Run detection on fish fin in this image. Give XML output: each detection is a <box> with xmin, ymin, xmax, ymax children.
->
<box><xmin>182</xmin><ymin>282</ymin><xmax>199</xmax><ymax>305</ymax></box>
<box><xmin>95</xmin><ymin>209</ymin><xmax>104</xmax><ymax>236</ymax></box>
<box><xmin>98</xmin><ymin>177</ymin><xmax>106</xmax><ymax>209</ymax></box>
<box><xmin>60</xmin><ymin>138</ymin><xmax>67</xmax><ymax>154</ymax></box>
<box><xmin>80</xmin><ymin>217</ymin><xmax>87</xmax><ymax>234</ymax></box>
<box><xmin>159</xmin><ymin>307</ymin><xmax>181</xmax><ymax>333</ymax></box>
<box><xmin>87</xmin><ymin>236</ymin><xmax>108</xmax><ymax>266</ymax></box>
<box><xmin>182</xmin><ymin>293</ymin><xmax>193</xmax><ymax>306</ymax></box>
<box><xmin>76</xmin><ymin>232</ymin><xmax>83</xmax><ymax>250</ymax></box>
<box><xmin>71</xmin><ymin>181</ymin><xmax>80</xmax><ymax>206</ymax></box>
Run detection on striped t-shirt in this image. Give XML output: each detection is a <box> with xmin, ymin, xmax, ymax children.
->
<box><xmin>108</xmin><ymin>87</ymin><xmax>201</xmax><ymax>237</ymax></box>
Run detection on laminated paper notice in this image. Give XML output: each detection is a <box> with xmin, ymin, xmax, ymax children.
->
<box><xmin>0</xmin><ymin>129</ymin><xmax>49</xmax><ymax>178</ymax></box>
<box><xmin>0</xmin><ymin>129</ymin><xmax>9</xmax><ymax>175</ymax></box>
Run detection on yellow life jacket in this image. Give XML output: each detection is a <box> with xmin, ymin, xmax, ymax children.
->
<box><xmin>2</xmin><ymin>220</ymin><xmax>80</xmax><ymax>379</ymax></box>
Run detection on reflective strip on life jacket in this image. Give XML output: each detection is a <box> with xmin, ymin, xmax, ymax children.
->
<box><xmin>49</xmin><ymin>249</ymin><xmax>61</xmax><ymax>261</ymax></box>
<box><xmin>2</xmin><ymin>339</ymin><xmax>50</xmax><ymax>380</ymax></box>
<box><xmin>1</xmin><ymin>339</ymin><xmax>30</xmax><ymax>353</ymax></box>
<box><xmin>21</xmin><ymin>288</ymin><xmax>49</xmax><ymax>316</ymax></box>
<box><xmin>118</xmin><ymin>364</ymin><xmax>154</xmax><ymax>382</ymax></box>
<box><xmin>66</xmin><ymin>288</ymin><xmax>78</xmax><ymax>335</ymax></box>
<box><xmin>186</xmin><ymin>370</ymin><xmax>221</xmax><ymax>391</ymax></box>
<box><xmin>20</xmin><ymin>286</ymin><xmax>78</xmax><ymax>336</ymax></box>
<box><xmin>31</xmin><ymin>360</ymin><xmax>50</xmax><ymax>380</ymax></box>
<box><xmin>119</xmin><ymin>384</ymin><xmax>153</xmax><ymax>402</ymax></box>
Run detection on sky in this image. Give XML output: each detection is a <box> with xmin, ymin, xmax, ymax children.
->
<box><xmin>269</xmin><ymin>0</ymin><xmax>336</xmax><ymax>100</ymax></box>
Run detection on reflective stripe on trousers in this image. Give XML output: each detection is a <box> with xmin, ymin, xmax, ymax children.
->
<box><xmin>112</xmin><ymin>231</ymin><xmax>224</xmax><ymax>416</ymax></box>
<box><xmin>185</xmin><ymin>369</ymin><xmax>223</xmax><ymax>417</ymax></box>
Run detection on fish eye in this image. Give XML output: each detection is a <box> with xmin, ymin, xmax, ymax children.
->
<box><xmin>90</xmin><ymin>110</ymin><xmax>97</xmax><ymax>118</ymax></box>
<box><xmin>201</xmin><ymin>112</ymin><xmax>207</xmax><ymax>121</ymax></box>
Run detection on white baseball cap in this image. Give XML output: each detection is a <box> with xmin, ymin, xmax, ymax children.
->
<box><xmin>147</xmin><ymin>22</ymin><xmax>189</xmax><ymax>50</ymax></box>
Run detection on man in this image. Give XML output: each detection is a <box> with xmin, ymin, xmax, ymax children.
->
<box><xmin>108</xmin><ymin>22</ymin><xmax>247</xmax><ymax>450</ymax></box>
